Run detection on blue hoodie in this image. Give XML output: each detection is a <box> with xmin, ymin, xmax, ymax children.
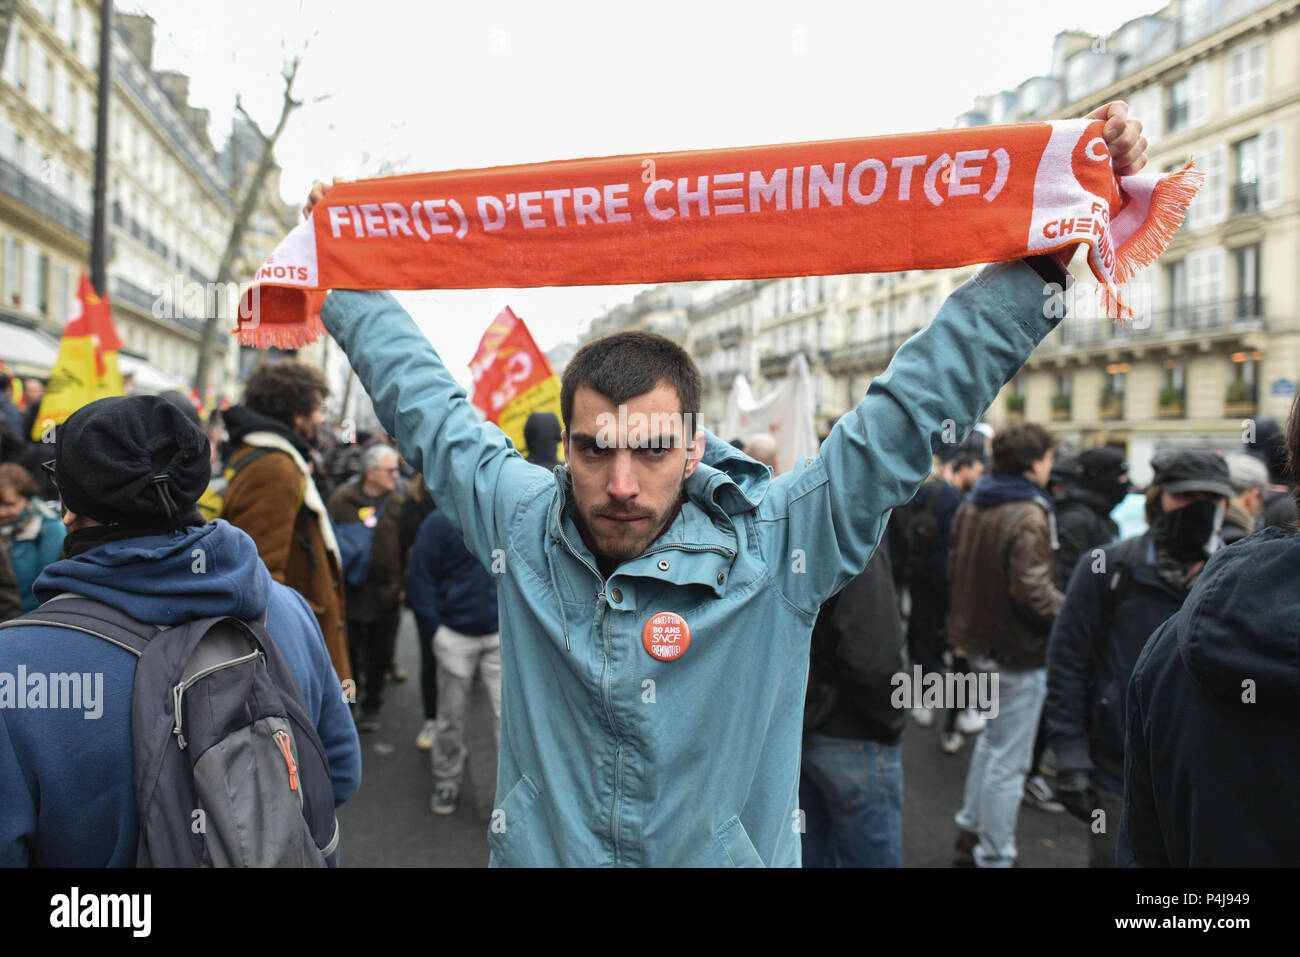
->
<box><xmin>968</xmin><ymin>471</ymin><xmax>1055</xmax><ymax>512</ymax></box>
<box><xmin>0</xmin><ymin>519</ymin><xmax>361</xmax><ymax>867</ymax></box>
<box><xmin>407</xmin><ymin>509</ymin><xmax>499</xmax><ymax>638</ymax></box>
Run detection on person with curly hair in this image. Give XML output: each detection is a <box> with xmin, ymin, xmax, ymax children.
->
<box><xmin>221</xmin><ymin>360</ymin><xmax>352</xmax><ymax>687</ymax></box>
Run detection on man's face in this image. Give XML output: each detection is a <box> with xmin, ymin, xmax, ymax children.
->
<box><xmin>24</xmin><ymin>381</ymin><xmax>43</xmax><ymax>404</ymax></box>
<box><xmin>953</xmin><ymin>460</ymin><xmax>984</xmax><ymax>493</ymax></box>
<box><xmin>1029</xmin><ymin>450</ymin><xmax>1055</xmax><ymax>488</ymax></box>
<box><xmin>0</xmin><ymin>487</ymin><xmax>25</xmax><ymax>525</ymax></box>
<box><xmin>293</xmin><ymin>393</ymin><xmax>325</xmax><ymax>444</ymax></box>
<box><xmin>366</xmin><ymin>455</ymin><xmax>399</xmax><ymax>495</ymax></box>
<box><xmin>563</xmin><ymin>383</ymin><xmax>704</xmax><ymax>564</ymax></box>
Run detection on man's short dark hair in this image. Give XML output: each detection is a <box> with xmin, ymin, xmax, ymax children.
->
<box><xmin>560</xmin><ymin>331</ymin><xmax>702</xmax><ymax>434</ymax></box>
<box><xmin>991</xmin><ymin>422</ymin><xmax>1058</xmax><ymax>475</ymax></box>
<box><xmin>243</xmin><ymin>360</ymin><xmax>330</xmax><ymax>427</ymax></box>
<box><xmin>951</xmin><ymin>452</ymin><xmax>982</xmax><ymax>473</ymax></box>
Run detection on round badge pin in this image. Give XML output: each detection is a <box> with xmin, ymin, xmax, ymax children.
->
<box><xmin>642</xmin><ymin>611</ymin><xmax>691</xmax><ymax>662</ymax></box>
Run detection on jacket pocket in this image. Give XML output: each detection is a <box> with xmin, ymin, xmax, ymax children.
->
<box><xmin>488</xmin><ymin>774</ymin><xmax>542</xmax><ymax>865</ymax></box>
<box><xmin>714</xmin><ymin>815</ymin><xmax>765</xmax><ymax>867</ymax></box>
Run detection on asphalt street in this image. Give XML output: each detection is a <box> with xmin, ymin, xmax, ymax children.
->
<box><xmin>337</xmin><ymin>612</ymin><xmax>1090</xmax><ymax>867</ymax></box>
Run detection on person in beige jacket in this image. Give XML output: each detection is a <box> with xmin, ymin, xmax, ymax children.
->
<box><xmin>221</xmin><ymin>361</ymin><xmax>351</xmax><ymax>687</ymax></box>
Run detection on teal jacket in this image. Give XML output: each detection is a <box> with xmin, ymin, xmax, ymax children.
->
<box><xmin>8</xmin><ymin>500</ymin><xmax>66</xmax><ymax>614</ymax></box>
<box><xmin>320</xmin><ymin>260</ymin><xmax>1064</xmax><ymax>866</ymax></box>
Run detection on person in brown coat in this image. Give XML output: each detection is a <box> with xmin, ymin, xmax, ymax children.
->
<box><xmin>947</xmin><ymin>421</ymin><xmax>1063</xmax><ymax>867</ymax></box>
<box><xmin>220</xmin><ymin>361</ymin><xmax>351</xmax><ymax>687</ymax></box>
<box><xmin>327</xmin><ymin>444</ymin><xmax>407</xmax><ymax>731</ymax></box>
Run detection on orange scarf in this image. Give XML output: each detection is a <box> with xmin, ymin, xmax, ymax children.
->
<box><xmin>238</xmin><ymin>119</ymin><xmax>1201</xmax><ymax>348</ymax></box>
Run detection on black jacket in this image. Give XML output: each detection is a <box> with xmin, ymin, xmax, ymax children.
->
<box><xmin>1044</xmin><ymin>532</ymin><xmax>1189</xmax><ymax>794</ymax></box>
<box><xmin>1054</xmin><ymin>484</ymin><xmax>1120</xmax><ymax>590</ymax></box>
<box><xmin>804</xmin><ymin>545</ymin><xmax>906</xmax><ymax>744</ymax></box>
<box><xmin>1120</xmin><ymin>526</ymin><xmax>1300</xmax><ymax>866</ymax></box>
<box><xmin>1261</xmin><ymin>488</ymin><xmax>1297</xmax><ymax>531</ymax></box>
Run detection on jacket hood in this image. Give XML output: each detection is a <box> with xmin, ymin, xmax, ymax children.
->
<box><xmin>32</xmin><ymin>519</ymin><xmax>271</xmax><ymax>625</ymax></box>
<box><xmin>223</xmin><ymin>404</ymin><xmax>313</xmax><ymax>460</ymax></box>
<box><xmin>1174</xmin><ymin>525</ymin><xmax>1300</xmax><ymax>707</ymax></box>
<box><xmin>1057</xmin><ymin>483</ymin><xmax>1117</xmax><ymax>520</ymax></box>
<box><xmin>523</xmin><ymin>412</ymin><xmax>563</xmax><ymax>461</ymax></box>
<box><xmin>685</xmin><ymin>431</ymin><xmax>773</xmax><ymax>516</ymax></box>
<box><xmin>970</xmin><ymin>472</ymin><xmax>1054</xmax><ymax>511</ymax></box>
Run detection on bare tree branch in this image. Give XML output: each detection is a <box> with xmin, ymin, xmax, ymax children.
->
<box><xmin>193</xmin><ymin>50</ymin><xmax>307</xmax><ymax>396</ymax></box>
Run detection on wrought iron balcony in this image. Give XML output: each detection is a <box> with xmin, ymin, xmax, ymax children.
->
<box><xmin>0</xmin><ymin>156</ymin><xmax>92</xmax><ymax>241</ymax></box>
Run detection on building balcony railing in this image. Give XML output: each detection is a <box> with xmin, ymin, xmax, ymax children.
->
<box><xmin>0</xmin><ymin>156</ymin><xmax>92</xmax><ymax>242</ymax></box>
<box><xmin>759</xmin><ymin>350</ymin><xmax>802</xmax><ymax>373</ymax></box>
<box><xmin>109</xmin><ymin>275</ymin><xmax>206</xmax><ymax>336</ymax></box>
<box><xmin>1233</xmin><ymin>182</ymin><xmax>1259</xmax><ymax>215</ymax></box>
<box><xmin>1043</xmin><ymin>297</ymin><xmax>1266</xmax><ymax>353</ymax></box>
<box><xmin>820</xmin><ymin>330</ymin><xmax>915</xmax><ymax>368</ymax></box>
<box><xmin>717</xmin><ymin>325</ymin><xmax>745</xmax><ymax>344</ymax></box>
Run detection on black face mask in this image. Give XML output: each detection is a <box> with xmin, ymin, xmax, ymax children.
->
<box><xmin>1096</xmin><ymin>477</ymin><xmax>1131</xmax><ymax>509</ymax></box>
<box><xmin>1153</xmin><ymin>499</ymin><xmax>1222</xmax><ymax>563</ymax></box>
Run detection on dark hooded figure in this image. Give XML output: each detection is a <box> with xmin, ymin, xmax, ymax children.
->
<box><xmin>523</xmin><ymin>411</ymin><xmax>562</xmax><ymax>470</ymax></box>
<box><xmin>1245</xmin><ymin>416</ymin><xmax>1299</xmax><ymax>530</ymax></box>
<box><xmin>1054</xmin><ymin>446</ymin><xmax>1129</xmax><ymax>588</ymax></box>
<box><xmin>1120</xmin><ymin>399</ymin><xmax>1300</xmax><ymax>865</ymax></box>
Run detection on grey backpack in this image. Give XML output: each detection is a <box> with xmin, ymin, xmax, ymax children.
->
<box><xmin>2</xmin><ymin>594</ymin><xmax>340</xmax><ymax>867</ymax></box>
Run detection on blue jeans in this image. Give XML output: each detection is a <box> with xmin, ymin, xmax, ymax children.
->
<box><xmin>954</xmin><ymin>666</ymin><xmax>1047</xmax><ymax>867</ymax></box>
<box><xmin>799</xmin><ymin>734</ymin><xmax>903</xmax><ymax>867</ymax></box>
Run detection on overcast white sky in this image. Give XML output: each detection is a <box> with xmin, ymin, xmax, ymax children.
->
<box><xmin>140</xmin><ymin>0</ymin><xmax>1156</xmax><ymax>387</ymax></box>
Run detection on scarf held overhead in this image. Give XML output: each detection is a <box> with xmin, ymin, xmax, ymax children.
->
<box><xmin>238</xmin><ymin>119</ymin><xmax>1201</xmax><ymax>347</ymax></box>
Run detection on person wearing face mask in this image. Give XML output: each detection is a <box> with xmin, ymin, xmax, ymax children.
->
<box><xmin>1053</xmin><ymin>446</ymin><xmax>1130</xmax><ymax>590</ymax></box>
<box><xmin>1044</xmin><ymin>449</ymin><xmax>1231</xmax><ymax>866</ymax></box>
<box><xmin>1120</xmin><ymin>398</ymin><xmax>1300</xmax><ymax>867</ymax></box>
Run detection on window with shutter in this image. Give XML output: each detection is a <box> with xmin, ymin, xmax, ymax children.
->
<box><xmin>1227</xmin><ymin>41</ymin><xmax>1266</xmax><ymax>113</ymax></box>
<box><xmin>1199</xmin><ymin>145</ymin><xmax>1227</xmax><ymax>226</ymax></box>
<box><xmin>1259</xmin><ymin>125</ymin><xmax>1282</xmax><ymax>210</ymax></box>
<box><xmin>1188</xmin><ymin>63</ymin><xmax>1210</xmax><ymax>129</ymax></box>
<box><xmin>1131</xmin><ymin>85</ymin><xmax>1162</xmax><ymax>144</ymax></box>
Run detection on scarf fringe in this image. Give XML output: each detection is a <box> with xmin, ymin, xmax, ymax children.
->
<box><xmin>1102</xmin><ymin>160</ymin><xmax>1204</xmax><ymax>322</ymax></box>
<box><xmin>235</xmin><ymin>312</ymin><xmax>326</xmax><ymax>349</ymax></box>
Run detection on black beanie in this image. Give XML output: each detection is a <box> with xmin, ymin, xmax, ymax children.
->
<box><xmin>55</xmin><ymin>395</ymin><xmax>211</xmax><ymax>530</ymax></box>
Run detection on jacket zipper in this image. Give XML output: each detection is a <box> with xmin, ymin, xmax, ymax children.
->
<box><xmin>172</xmin><ymin>648</ymin><xmax>265</xmax><ymax>750</ymax></box>
<box><xmin>556</xmin><ymin>514</ymin><xmax>626</xmax><ymax>864</ymax></box>
<box><xmin>273</xmin><ymin>729</ymin><xmax>304</xmax><ymax>806</ymax></box>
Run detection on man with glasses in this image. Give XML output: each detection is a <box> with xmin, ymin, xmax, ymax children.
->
<box><xmin>327</xmin><ymin>444</ymin><xmax>408</xmax><ymax>731</ymax></box>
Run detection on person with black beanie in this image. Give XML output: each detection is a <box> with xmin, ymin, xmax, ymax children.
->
<box><xmin>0</xmin><ymin>395</ymin><xmax>361</xmax><ymax>865</ymax></box>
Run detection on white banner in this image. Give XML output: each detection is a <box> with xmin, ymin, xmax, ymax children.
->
<box><xmin>722</xmin><ymin>352</ymin><xmax>818</xmax><ymax>476</ymax></box>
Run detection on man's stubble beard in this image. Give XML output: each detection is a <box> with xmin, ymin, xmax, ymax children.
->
<box><xmin>581</xmin><ymin>465</ymin><xmax>688</xmax><ymax>564</ymax></box>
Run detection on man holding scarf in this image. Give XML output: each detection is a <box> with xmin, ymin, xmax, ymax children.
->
<box><xmin>305</xmin><ymin>102</ymin><xmax>1147</xmax><ymax>866</ymax></box>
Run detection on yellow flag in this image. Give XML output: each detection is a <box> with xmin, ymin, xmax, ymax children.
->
<box><xmin>33</xmin><ymin>272</ymin><xmax>125</xmax><ymax>440</ymax></box>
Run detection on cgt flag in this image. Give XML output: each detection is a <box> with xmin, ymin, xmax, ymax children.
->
<box><xmin>469</xmin><ymin>306</ymin><xmax>564</xmax><ymax>461</ymax></box>
<box><xmin>32</xmin><ymin>271</ymin><xmax>125</xmax><ymax>440</ymax></box>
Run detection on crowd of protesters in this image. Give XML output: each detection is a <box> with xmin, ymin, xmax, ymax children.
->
<box><xmin>2</xmin><ymin>100</ymin><xmax>1297</xmax><ymax>867</ymax></box>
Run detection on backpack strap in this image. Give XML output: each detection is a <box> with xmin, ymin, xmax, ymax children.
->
<box><xmin>0</xmin><ymin>593</ymin><xmax>163</xmax><ymax>658</ymax></box>
<box><xmin>224</xmin><ymin>446</ymin><xmax>277</xmax><ymax>483</ymax></box>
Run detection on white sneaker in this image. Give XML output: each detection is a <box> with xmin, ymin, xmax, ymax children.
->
<box><xmin>911</xmin><ymin>707</ymin><xmax>935</xmax><ymax>728</ymax></box>
<box><xmin>415</xmin><ymin>719</ymin><xmax>437</xmax><ymax>751</ymax></box>
<box><xmin>956</xmin><ymin>709</ymin><xmax>987</xmax><ymax>735</ymax></box>
<box><xmin>940</xmin><ymin>731</ymin><xmax>965</xmax><ymax>754</ymax></box>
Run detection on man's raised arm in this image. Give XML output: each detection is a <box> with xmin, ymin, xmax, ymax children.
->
<box><xmin>769</xmin><ymin>101</ymin><xmax>1146</xmax><ymax>612</ymax></box>
<box><xmin>319</xmin><ymin>289</ymin><xmax>549</xmax><ymax>568</ymax></box>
